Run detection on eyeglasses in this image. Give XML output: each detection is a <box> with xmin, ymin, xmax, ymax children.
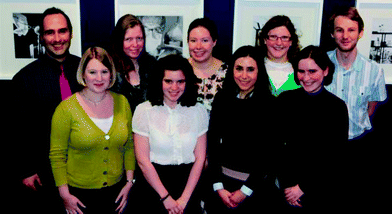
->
<box><xmin>267</xmin><ymin>35</ymin><xmax>291</xmax><ymax>42</ymax></box>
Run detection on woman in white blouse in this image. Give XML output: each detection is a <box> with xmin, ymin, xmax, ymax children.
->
<box><xmin>132</xmin><ymin>54</ymin><xmax>208</xmax><ymax>214</ymax></box>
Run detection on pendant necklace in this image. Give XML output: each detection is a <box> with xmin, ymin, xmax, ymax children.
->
<box><xmin>81</xmin><ymin>91</ymin><xmax>107</xmax><ymax>107</ymax></box>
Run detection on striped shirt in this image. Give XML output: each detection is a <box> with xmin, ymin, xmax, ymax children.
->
<box><xmin>325</xmin><ymin>49</ymin><xmax>387</xmax><ymax>139</ymax></box>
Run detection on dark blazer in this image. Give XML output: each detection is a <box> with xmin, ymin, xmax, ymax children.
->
<box><xmin>12</xmin><ymin>54</ymin><xmax>83</xmax><ymax>183</ymax></box>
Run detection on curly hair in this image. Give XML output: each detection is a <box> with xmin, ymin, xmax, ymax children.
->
<box><xmin>147</xmin><ymin>54</ymin><xmax>198</xmax><ymax>107</ymax></box>
<box><xmin>256</xmin><ymin>15</ymin><xmax>301</xmax><ymax>63</ymax></box>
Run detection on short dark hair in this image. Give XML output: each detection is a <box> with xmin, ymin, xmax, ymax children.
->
<box><xmin>187</xmin><ymin>18</ymin><xmax>219</xmax><ymax>42</ymax></box>
<box><xmin>329</xmin><ymin>7</ymin><xmax>364</xmax><ymax>34</ymax></box>
<box><xmin>292</xmin><ymin>45</ymin><xmax>335</xmax><ymax>86</ymax></box>
<box><xmin>256</xmin><ymin>15</ymin><xmax>300</xmax><ymax>63</ymax></box>
<box><xmin>147</xmin><ymin>54</ymin><xmax>198</xmax><ymax>107</ymax></box>
<box><xmin>39</xmin><ymin>7</ymin><xmax>72</xmax><ymax>35</ymax></box>
<box><xmin>222</xmin><ymin>45</ymin><xmax>271</xmax><ymax>98</ymax></box>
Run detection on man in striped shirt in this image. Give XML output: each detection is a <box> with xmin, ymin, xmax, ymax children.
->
<box><xmin>326</xmin><ymin>7</ymin><xmax>387</xmax><ymax>211</ymax></box>
<box><xmin>326</xmin><ymin>7</ymin><xmax>387</xmax><ymax>141</ymax></box>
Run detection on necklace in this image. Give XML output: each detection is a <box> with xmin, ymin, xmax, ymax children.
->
<box><xmin>81</xmin><ymin>91</ymin><xmax>108</xmax><ymax>107</ymax></box>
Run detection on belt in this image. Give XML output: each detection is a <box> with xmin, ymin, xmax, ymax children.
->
<box><xmin>222</xmin><ymin>166</ymin><xmax>250</xmax><ymax>181</ymax></box>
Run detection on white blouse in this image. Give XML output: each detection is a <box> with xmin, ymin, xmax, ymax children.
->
<box><xmin>132</xmin><ymin>101</ymin><xmax>209</xmax><ymax>165</ymax></box>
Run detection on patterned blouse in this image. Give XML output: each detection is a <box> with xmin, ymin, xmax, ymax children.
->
<box><xmin>196</xmin><ymin>63</ymin><xmax>228</xmax><ymax>112</ymax></box>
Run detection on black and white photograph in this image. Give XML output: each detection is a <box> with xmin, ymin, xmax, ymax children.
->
<box><xmin>369</xmin><ymin>18</ymin><xmax>392</xmax><ymax>64</ymax></box>
<box><xmin>137</xmin><ymin>15</ymin><xmax>183</xmax><ymax>59</ymax></box>
<box><xmin>13</xmin><ymin>13</ymin><xmax>45</xmax><ymax>59</ymax></box>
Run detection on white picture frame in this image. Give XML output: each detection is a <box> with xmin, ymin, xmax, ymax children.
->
<box><xmin>0</xmin><ymin>0</ymin><xmax>82</xmax><ymax>79</ymax></box>
<box><xmin>356</xmin><ymin>0</ymin><xmax>392</xmax><ymax>84</ymax></box>
<box><xmin>115</xmin><ymin>0</ymin><xmax>204</xmax><ymax>59</ymax></box>
<box><xmin>233</xmin><ymin>0</ymin><xmax>323</xmax><ymax>53</ymax></box>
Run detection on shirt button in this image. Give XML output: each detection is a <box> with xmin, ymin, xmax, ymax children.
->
<box><xmin>103</xmin><ymin>159</ymin><xmax>108</xmax><ymax>163</ymax></box>
<box><xmin>105</xmin><ymin>135</ymin><xmax>110</xmax><ymax>140</ymax></box>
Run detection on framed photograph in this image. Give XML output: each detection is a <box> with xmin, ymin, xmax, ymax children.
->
<box><xmin>115</xmin><ymin>0</ymin><xmax>204</xmax><ymax>59</ymax></box>
<box><xmin>0</xmin><ymin>0</ymin><xmax>82</xmax><ymax>79</ymax></box>
<box><xmin>356</xmin><ymin>0</ymin><xmax>392</xmax><ymax>84</ymax></box>
<box><xmin>233</xmin><ymin>0</ymin><xmax>323</xmax><ymax>53</ymax></box>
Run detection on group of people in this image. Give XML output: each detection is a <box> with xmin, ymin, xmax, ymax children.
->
<box><xmin>13</xmin><ymin>5</ymin><xmax>387</xmax><ymax>214</ymax></box>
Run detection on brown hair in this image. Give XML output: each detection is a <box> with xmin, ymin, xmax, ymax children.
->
<box><xmin>76</xmin><ymin>47</ymin><xmax>116</xmax><ymax>88</ymax></box>
<box><xmin>329</xmin><ymin>7</ymin><xmax>364</xmax><ymax>34</ymax></box>
<box><xmin>110</xmin><ymin>14</ymin><xmax>145</xmax><ymax>75</ymax></box>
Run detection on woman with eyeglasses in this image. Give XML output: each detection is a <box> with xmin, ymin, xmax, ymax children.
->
<box><xmin>257</xmin><ymin>15</ymin><xmax>301</xmax><ymax>96</ymax></box>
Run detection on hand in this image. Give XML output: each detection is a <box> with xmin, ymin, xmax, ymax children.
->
<box><xmin>22</xmin><ymin>174</ymin><xmax>42</xmax><ymax>191</ymax></box>
<box><xmin>217</xmin><ymin>189</ymin><xmax>236</xmax><ymax>208</ymax></box>
<box><xmin>229</xmin><ymin>190</ymin><xmax>247</xmax><ymax>208</ymax></box>
<box><xmin>176</xmin><ymin>196</ymin><xmax>190</xmax><ymax>214</ymax></box>
<box><xmin>163</xmin><ymin>195</ymin><xmax>180</xmax><ymax>214</ymax></box>
<box><xmin>61</xmin><ymin>192</ymin><xmax>86</xmax><ymax>214</ymax></box>
<box><xmin>284</xmin><ymin>184</ymin><xmax>304</xmax><ymax>207</ymax></box>
<box><xmin>115</xmin><ymin>182</ymin><xmax>133</xmax><ymax>214</ymax></box>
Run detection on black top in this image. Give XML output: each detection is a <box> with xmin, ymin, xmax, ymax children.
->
<box><xmin>12</xmin><ymin>54</ymin><xmax>83</xmax><ymax>182</ymax></box>
<box><xmin>111</xmin><ymin>52</ymin><xmax>156</xmax><ymax>113</ymax></box>
<box><xmin>208</xmin><ymin>90</ymin><xmax>278</xmax><ymax>191</ymax></box>
<box><xmin>277</xmin><ymin>87</ymin><xmax>349</xmax><ymax>206</ymax></box>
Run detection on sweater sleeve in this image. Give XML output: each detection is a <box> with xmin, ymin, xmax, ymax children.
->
<box><xmin>49</xmin><ymin>102</ymin><xmax>71</xmax><ymax>187</ymax></box>
<box><xmin>123</xmin><ymin>96</ymin><xmax>136</xmax><ymax>171</ymax></box>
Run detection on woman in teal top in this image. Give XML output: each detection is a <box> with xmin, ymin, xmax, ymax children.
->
<box><xmin>257</xmin><ymin>15</ymin><xmax>301</xmax><ymax>96</ymax></box>
<box><xmin>50</xmin><ymin>47</ymin><xmax>135</xmax><ymax>214</ymax></box>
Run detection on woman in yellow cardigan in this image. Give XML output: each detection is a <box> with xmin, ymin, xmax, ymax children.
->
<box><xmin>50</xmin><ymin>47</ymin><xmax>135</xmax><ymax>214</ymax></box>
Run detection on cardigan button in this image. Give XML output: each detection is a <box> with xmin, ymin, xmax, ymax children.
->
<box><xmin>103</xmin><ymin>171</ymin><xmax>107</xmax><ymax>175</ymax></box>
<box><xmin>105</xmin><ymin>135</ymin><xmax>110</xmax><ymax>140</ymax></box>
<box><xmin>104</xmin><ymin>147</ymin><xmax>109</xmax><ymax>150</ymax></box>
<box><xmin>103</xmin><ymin>182</ymin><xmax>108</xmax><ymax>186</ymax></box>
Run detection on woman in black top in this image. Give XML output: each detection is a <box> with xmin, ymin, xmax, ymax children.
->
<box><xmin>207</xmin><ymin>46</ymin><xmax>281</xmax><ymax>213</ymax></box>
<box><xmin>110</xmin><ymin>14</ymin><xmax>156</xmax><ymax>113</ymax></box>
<box><xmin>277</xmin><ymin>45</ymin><xmax>349</xmax><ymax>212</ymax></box>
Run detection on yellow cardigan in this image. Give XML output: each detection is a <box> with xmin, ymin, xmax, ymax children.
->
<box><xmin>50</xmin><ymin>92</ymin><xmax>135</xmax><ymax>189</ymax></box>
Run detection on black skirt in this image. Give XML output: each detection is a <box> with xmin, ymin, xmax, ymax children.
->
<box><xmin>129</xmin><ymin>163</ymin><xmax>202</xmax><ymax>214</ymax></box>
<box><xmin>68</xmin><ymin>180</ymin><xmax>126</xmax><ymax>214</ymax></box>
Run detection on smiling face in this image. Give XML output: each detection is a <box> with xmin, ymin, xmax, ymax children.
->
<box><xmin>233</xmin><ymin>56</ymin><xmax>258</xmax><ymax>98</ymax></box>
<box><xmin>264</xmin><ymin>26</ymin><xmax>292</xmax><ymax>62</ymax></box>
<box><xmin>83</xmin><ymin>58</ymin><xmax>111</xmax><ymax>94</ymax></box>
<box><xmin>332</xmin><ymin>15</ymin><xmax>364</xmax><ymax>53</ymax></box>
<box><xmin>123</xmin><ymin>25</ymin><xmax>145</xmax><ymax>59</ymax></box>
<box><xmin>41</xmin><ymin>13</ymin><xmax>72</xmax><ymax>62</ymax></box>
<box><xmin>297</xmin><ymin>58</ymin><xmax>328</xmax><ymax>94</ymax></box>
<box><xmin>188</xmin><ymin>26</ymin><xmax>216</xmax><ymax>63</ymax></box>
<box><xmin>162</xmin><ymin>70</ymin><xmax>186</xmax><ymax>108</ymax></box>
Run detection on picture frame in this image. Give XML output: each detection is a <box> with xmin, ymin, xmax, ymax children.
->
<box><xmin>232</xmin><ymin>0</ymin><xmax>323</xmax><ymax>53</ymax></box>
<box><xmin>0</xmin><ymin>0</ymin><xmax>82</xmax><ymax>80</ymax></box>
<box><xmin>115</xmin><ymin>0</ymin><xmax>204</xmax><ymax>59</ymax></box>
<box><xmin>356</xmin><ymin>0</ymin><xmax>392</xmax><ymax>84</ymax></box>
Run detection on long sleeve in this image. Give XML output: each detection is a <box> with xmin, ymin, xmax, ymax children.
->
<box><xmin>50</xmin><ymin>102</ymin><xmax>72</xmax><ymax>187</ymax></box>
<box><xmin>124</xmin><ymin>99</ymin><xmax>136</xmax><ymax>171</ymax></box>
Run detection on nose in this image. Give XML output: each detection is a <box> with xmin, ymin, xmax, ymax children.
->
<box><xmin>303</xmin><ymin>72</ymin><xmax>311</xmax><ymax>81</ymax></box>
<box><xmin>54</xmin><ymin>32</ymin><xmax>61</xmax><ymax>42</ymax></box>
<box><xmin>241</xmin><ymin>71</ymin><xmax>248</xmax><ymax>79</ymax></box>
<box><xmin>171</xmin><ymin>82</ymin><xmax>179</xmax><ymax>90</ymax></box>
<box><xmin>96</xmin><ymin>72</ymin><xmax>103</xmax><ymax>81</ymax></box>
<box><xmin>343</xmin><ymin>30</ymin><xmax>349</xmax><ymax>39</ymax></box>
<box><xmin>196</xmin><ymin>41</ymin><xmax>202</xmax><ymax>49</ymax></box>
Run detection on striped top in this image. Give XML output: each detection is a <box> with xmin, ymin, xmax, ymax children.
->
<box><xmin>325</xmin><ymin>49</ymin><xmax>387</xmax><ymax>139</ymax></box>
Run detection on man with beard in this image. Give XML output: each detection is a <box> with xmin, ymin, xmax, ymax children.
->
<box><xmin>12</xmin><ymin>7</ymin><xmax>82</xmax><ymax>213</ymax></box>
<box><xmin>326</xmin><ymin>7</ymin><xmax>386</xmax><ymax>211</ymax></box>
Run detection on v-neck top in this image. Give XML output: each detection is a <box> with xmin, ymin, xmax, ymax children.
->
<box><xmin>50</xmin><ymin>92</ymin><xmax>135</xmax><ymax>189</ymax></box>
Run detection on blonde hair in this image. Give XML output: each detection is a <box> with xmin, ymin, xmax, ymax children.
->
<box><xmin>76</xmin><ymin>47</ymin><xmax>117</xmax><ymax>88</ymax></box>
